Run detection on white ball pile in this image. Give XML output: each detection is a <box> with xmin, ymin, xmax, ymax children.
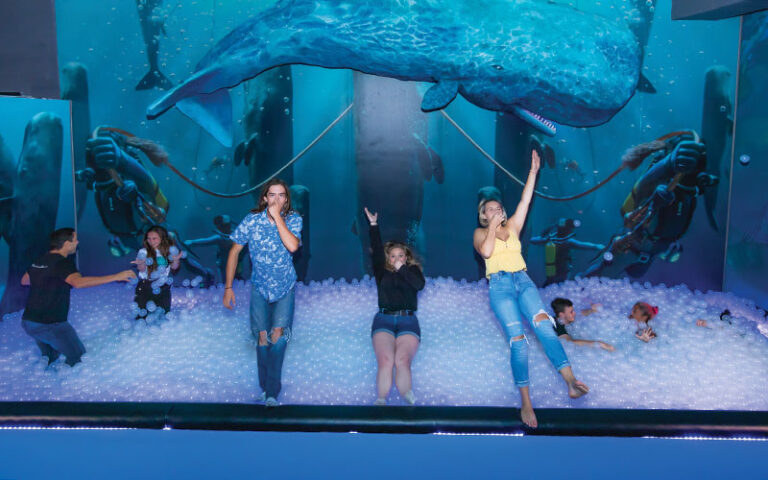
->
<box><xmin>0</xmin><ymin>276</ymin><xmax>766</xmax><ymax>409</ymax></box>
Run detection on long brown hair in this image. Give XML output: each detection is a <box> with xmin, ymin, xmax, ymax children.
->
<box><xmin>383</xmin><ymin>241</ymin><xmax>422</xmax><ymax>272</ymax></box>
<box><xmin>143</xmin><ymin>225</ymin><xmax>173</xmax><ymax>274</ymax></box>
<box><xmin>252</xmin><ymin>178</ymin><xmax>292</xmax><ymax>215</ymax></box>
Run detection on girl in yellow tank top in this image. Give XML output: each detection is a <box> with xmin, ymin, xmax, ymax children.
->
<box><xmin>484</xmin><ymin>234</ymin><xmax>527</xmax><ymax>277</ymax></box>
<box><xmin>473</xmin><ymin>149</ymin><xmax>589</xmax><ymax>429</ymax></box>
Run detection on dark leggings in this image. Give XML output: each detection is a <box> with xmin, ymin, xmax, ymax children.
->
<box><xmin>134</xmin><ymin>279</ymin><xmax>171</xmax><ymax>318</ymax></box>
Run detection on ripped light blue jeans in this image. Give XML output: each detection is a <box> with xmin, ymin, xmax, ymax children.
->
<box><xmin>250</xmin><ymin>286</ymin><xmax>295</xmax><ymax>399</ymax></box>
<box><xmin>488</xmin><ymin>270</ymin><xmax>570</xmax><ymax>387</ymax></box>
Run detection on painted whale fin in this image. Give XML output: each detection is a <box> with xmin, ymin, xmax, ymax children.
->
<box><xmin>421</xmin><ymin>81</ymin><xmax>459</xmax><ymax>111</ymax></box>
<box><xmin>637</xmin><ymin>72</ymin><xmax>656</xmax><ymax>94</ymax></box>
<box><xmin>136</xmin><ymin>68</ymin><xmax>173</xmax><ymax>91</ymax></box>
<box><xmin>176</xmin><ymin>89</ymin><xmax>234</xmax><ymax>147</ymax></box>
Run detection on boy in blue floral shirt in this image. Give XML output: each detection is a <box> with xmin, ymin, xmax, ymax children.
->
<box><xmin>224</xmin><ymin>178</ymin><xmax>302</xmax><ymax>406</ymax></box>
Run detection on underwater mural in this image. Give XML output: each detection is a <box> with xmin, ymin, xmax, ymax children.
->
<box><xmin>0</xmin><ymin>97</ymin><xmax>75</xmax><ymax>315</ymax></box>
<box><xmin>4</xmin><ymin>0</ymin><xmax>768</xmax><ymax>427</ymax></box>
<box><xmin>16</xmin><ymin>0</ymin><xmax>738</xmax><ymax>296</ymax></box>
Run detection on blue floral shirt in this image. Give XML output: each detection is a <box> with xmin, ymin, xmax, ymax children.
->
<box><xmin>231</xmin><ymin>210</ymin><xmax>302</xmax><ymax>302</ymax></box>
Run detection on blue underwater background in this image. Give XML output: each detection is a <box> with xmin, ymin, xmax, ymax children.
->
<box><xmin>0</xmin><ymin>98</ymin><xmax>74</xmax><ymax>300</ymax></box>
<box><xmin>4</xmin><ymin>0</ymin><xmax>768</xmax><ymax>306</ymax></box>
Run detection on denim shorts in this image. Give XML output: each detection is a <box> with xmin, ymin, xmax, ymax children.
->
<box><xmin>371</xmin><ymin>312</ymin><xmax>421</xmax><ymax>340</ymax></box>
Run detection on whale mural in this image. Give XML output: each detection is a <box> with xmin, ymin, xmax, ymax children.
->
<box><xmin>0</xmin><ymin>113</ymin><xmax>63</xmax><ymax>315</ymax></box>
<box><xmin>146</xmin><ymin>0</ymin><xmax>654</xmax><ymax>146</ymax></box>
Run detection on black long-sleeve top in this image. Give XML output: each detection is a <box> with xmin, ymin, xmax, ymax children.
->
<box><xmin>370</xmin><ymin>225</ymin><xmax>425</xmax><ymax>311</ymax></box>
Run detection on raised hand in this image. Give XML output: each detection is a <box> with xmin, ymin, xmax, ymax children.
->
<box><xmin>267</xmin><ymin>202</ymin><xmax>282</xmax><ymax>221</ymax></box>
<box><xmin>489</xmin><ymin>210</ymin><xmax>504</xmax><ymax>230</ymax></box>
<box><xmin>364</xmin><ymin>207</ymin><xmax>378</xmax><ymax>225</ymax></box>
<box><xmin>635</xmin><ymin>327</ymin><xmax>655</xmax><ymax>343</ymax></box>
<box><xmin>530</xmin><ymin>147</ymin><xmax>541</xmax><ymax>174</ymax></box>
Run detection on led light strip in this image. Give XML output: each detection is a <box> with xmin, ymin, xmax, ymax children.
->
<box><xmin>642</xmin><ymin>435</ymin><xmax>768</xmax><ymax>442</ymax></box>
<box><xmin>0</xmin><ymin>426</ymin><xmax>136</xmax><ymax>431</ymax></box>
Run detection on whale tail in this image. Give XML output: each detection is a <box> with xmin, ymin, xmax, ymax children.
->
<box><xmin>147</xmin><ymin>67</ymin><xmax>235</xmax><ymax>147</ymax></box>
<box><xmin>136</xmin><ymin>68</ymin><xmax>174</xmax><ymax>91</ymax></box>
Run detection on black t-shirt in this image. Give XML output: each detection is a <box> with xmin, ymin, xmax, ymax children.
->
<box><xmin>370</xmin><ymin>225</ymin><xmax>425</xmax><ymax>311</ymax></box>
<box><xmin>23</xmin><ymin>253</ymin><xmax>78</xmax><ymax>324</ymax></box>
<box><xmin>553</xmin><ymin>319</ymin><xmax>568</xmax><ymax>337</ymax></box>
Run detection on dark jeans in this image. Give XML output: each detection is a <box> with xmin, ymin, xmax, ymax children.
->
<box><xmin>22</xmin><ymin>319</ymin><xmax>86</xmax><ymax>366</ymax></box>
<box><xmin>134</xmin><ymin>280</ymin><xmax>171</xmax><ymax>318</ymax></box>
<box><xmin>250</xmin><ymin>286</ymin><xmax>295</xmax><ymax>399</ymax></box>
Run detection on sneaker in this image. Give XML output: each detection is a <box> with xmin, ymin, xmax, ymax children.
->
<box><xmin>265</xmin><ymin>396</ymin><xmax>279</xmax><ymax>407</ymax></box>
<box><xmin>257</xmin><ymin>392</ymin><xmax>266</xmax><ymax>403</ymax></box>
<box><xmin>373</xmin><ymin>398</ymin><xmax>387</xmax><ymax>406</ymax></box>
<box><xmin>404</xmin><ymin>391</ymin><xmax>416</xmax><ymax>405</ymax></box>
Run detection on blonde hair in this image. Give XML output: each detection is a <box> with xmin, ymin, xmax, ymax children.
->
<box><xmin>383</xmin><ymin>241</ymin><xmax>422</xmax><ymax>272</ymax></box>
<box><xmin>477</xmin><ymin>199</ymin><xmax>507</xmax><ymax>228</ymax></box>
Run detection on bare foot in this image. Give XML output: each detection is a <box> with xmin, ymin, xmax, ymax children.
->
<box><xmin>520</xmin><ymin>404</ymin><xmax>538</xmax><ymax>428</ymax></box>
<box><xmin>568</xmin><ymin>380</ymin><xmax>589</xmax><ymax>399</ymax></box>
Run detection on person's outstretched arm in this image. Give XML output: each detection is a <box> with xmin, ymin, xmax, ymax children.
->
<box><xmin>365</xmin><ymin>208</ymin><xmax>387</xmax><ymax>281</ymax></box>
<box><xmin>561</xmin><ymin>334</ymin><xmax>615</xmax><ymax>351</ymax></box>
<box><xmin>65</xmin><ymin>270</ymin><xmax>135</xmax><ymax>288</ymax></box>
<box><xmin>509</xmin><ymin>149</ymin><xmax>540</xmax><ymax>235</ymax></box>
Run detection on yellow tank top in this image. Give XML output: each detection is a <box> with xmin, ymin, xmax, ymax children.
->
<box><xmin>485</xmin><ymin>234</ymin><xmax>527</xmax><ymax>278</ymax></box>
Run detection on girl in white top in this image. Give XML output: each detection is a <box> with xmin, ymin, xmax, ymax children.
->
<box><xmin>132</xmin><ymin>226</ymin><xmax>181</xmax><ymax>318</ymax></box>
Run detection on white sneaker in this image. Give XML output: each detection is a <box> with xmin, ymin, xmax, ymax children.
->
<box><xmin>404</xmin><ymin>391</ymin><xmax>416</xmax><ymax>405</ymax></box>
<box><xmin>265</xmin><ymin>396</ymin><xmax>279</xmax><ymax>407</ymax></box>
<box><xmin>374</xmin><ymin>397</ymin><xmax>387</xmax><ymax>406</ymax></box>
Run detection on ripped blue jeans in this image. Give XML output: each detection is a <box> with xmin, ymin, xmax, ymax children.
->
<box><xmin>488</xmin><ymin>271</ymin><xmax>570</xmax><ymax>387</ymax></box>
<box><xmin>250</xmin><ymin>286</ymin><xmax>295</xmax><ymax>399</ymax></box>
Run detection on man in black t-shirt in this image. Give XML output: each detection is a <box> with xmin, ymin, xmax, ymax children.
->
<box><xmin>550</xmin><ymin>298</ymin><xmax>615</xmax><ymax>352</ymax></box>
<box><xmin>21</xmin><ymin>228</ymin><xmax>136</xmax><ymax>366</ymax></box>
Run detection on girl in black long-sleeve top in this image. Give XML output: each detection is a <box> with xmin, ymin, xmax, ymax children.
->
<box><xmin>365</xmin><ymin>207</ymin><xmax>425</xmax><ymax>406</ymax></box>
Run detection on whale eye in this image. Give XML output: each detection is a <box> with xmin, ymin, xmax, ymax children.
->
<box><xmin>492</xmin><ymin>64</ymin><xmax>504</xmax><ymax>71</ymax></box>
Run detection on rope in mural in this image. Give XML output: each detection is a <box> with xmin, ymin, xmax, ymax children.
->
<box><xmin>95</xmin><ymin>102</ymin><xmax>354</xmax><ymax>199</ymax></box>
<box><xmin>439</xmin><ymin>109</ymin><xmax>698</xmax><ymax>202</ymax></box>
